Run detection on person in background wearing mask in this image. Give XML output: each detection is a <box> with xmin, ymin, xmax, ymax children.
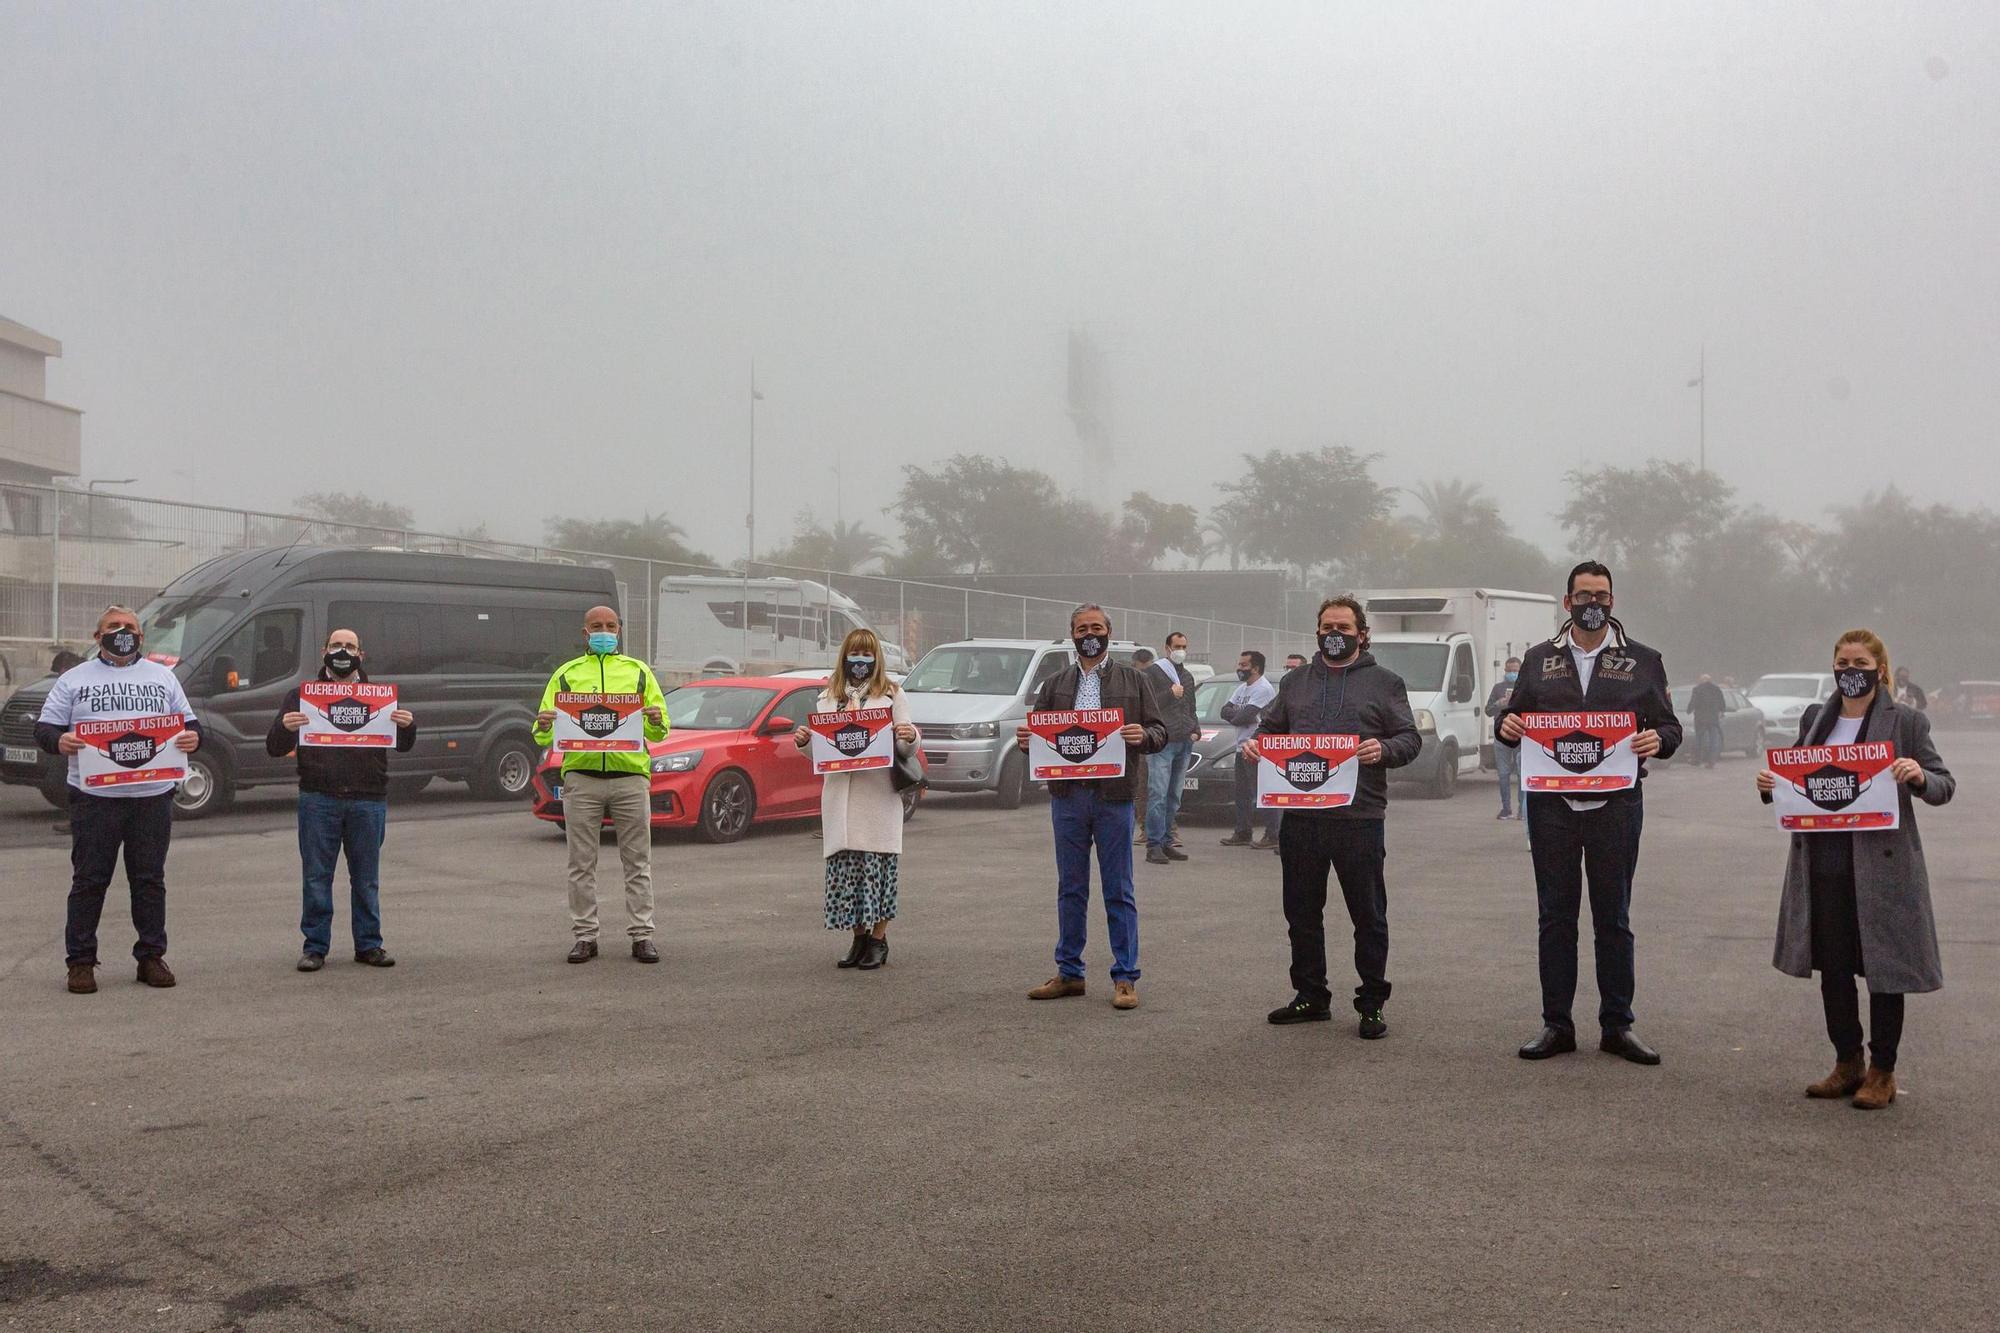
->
<box><xmin>1485</xmin><ymin>656</ymin><xmax>1524</xmax><ymax>820</ymax></box>
<box><xmin>1689</xmin><ymin>673</ymin><xmax>1726</xmax><ymax>769</ymax></box>
<box><xmin>1497</xmin><ymin>561</ymin><xmax>1680</xmax><ymax>1065</ymax></box>
<box><xmin>1016</xmin><ymin>605</ymin><xmax>1167</xmax><ymax>1011</ymax></box>
<box><xmin>1219</xmin><ymin>650</ymin><xmax>1280</xmax><ymax>849</ymax></box>
<box><xmin>1757</xmin><ymin>630</ymin><xmax>1952</xmax><ymax>1110</ymax></box>
<box><xmin>1128</xmin><ymin>647</ymin><xmax>1155</xmax><ymax>847</ymax></box>
<box><xmin>267</xmin><ymin>629</ymin><xmax>418</xmax><ymax>971</ymax></box>
<box><xmin>36</xmin><ymin>606</ymin><xmax>203</xmax><ymax>994</ymax></box>
<box><xmin>1892</xmin><ymin>666</ymin><xmax>1927</xmax><ymax>713</ymax></box>
<box><xmin>792</xmin><ymin>628</ymin><xmax>918</xmax><ymax>970</ymax></box>
<box><xmin>1144</xmin><ymin>630</ymin><xmax>1203</xmax><ymax>865</ymax></box>
<box><xmin>1250</xmin><ymin>598</ymin><xmax>1421</xmax><ymax>1037</ymax></box>
<box><xmin>1284</xmin><ymin>653</ymin><xmax>1308</xmax><ymax>675</ymax></box>
<box><xmin>532</xmin><ymin>607</ymin><xmax>669</xmax><ymax>965</ymax></box>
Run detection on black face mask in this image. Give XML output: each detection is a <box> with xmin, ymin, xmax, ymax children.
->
<box><xmin>1319</xmin><ymin>631</ymin><xmax>1355</xmax><ymax>663</ymax></box>
<box><xmin>1835</xmin><ymin>668</ymin><xmax>1876</xmax><ymax>700</ymax></box>
<box><xmin>324</xmin><ymin>649</ymin><xmax>360</xmax><ymax>677</ymax></box>
<box><xmin>1235</xmin><ymin>668</ymin><xmax>1251</xmax><ymax>682</ymax></box>
<box><xmin>844</xmin><ymin>656</ymin><xmax>875</xmax><ymax>683</ymax></box>
<box><xmin>1571</xmin><ymin>602</ymin><xmax>1611</xmax><ymax>633</ymax></box>
<box><xmin>1073</xmin><ymin>634</ymin><xmax>1106</xmax><ymax>660</ymax></box>
<box><xmin>100</xmin><ymin>628</ymin><xmax>139</xmax><ymax>659</ymax></box>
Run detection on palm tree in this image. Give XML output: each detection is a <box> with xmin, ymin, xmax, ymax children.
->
<box><xmin>1406</xmin><ymin>479</ymin><xmax>1501</xmax><ymax>543</ymax></box>
<box><xmin>824</xmin><ymin>520</ymin><xmax>893</xmax><ymax>574</ymax></box>
<box><xmin>1198</xmin><ymin>501</ymin><xmax>1255</xmax><ymax>571</ymax></box>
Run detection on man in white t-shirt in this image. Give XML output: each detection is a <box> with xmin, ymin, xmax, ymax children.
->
<box><xmin>1219</xmin><ymin>650</ymin><xmax>1280</xmax><ymax>848</ymax></box>
<box><xmin>36</xmin><ymin>605</ymin><xmax>202</xmax><ymax>994</ymax></box>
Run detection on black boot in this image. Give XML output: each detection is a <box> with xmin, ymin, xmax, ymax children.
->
<box><xmin>857</xmin><ymin>936</ymin><xmax>889</xmax><ymax>970</ymax></box>
<box><xmin>837</xmin><ymin>932</ymin><xmax>869</xmax><ymax>969</ymax></box>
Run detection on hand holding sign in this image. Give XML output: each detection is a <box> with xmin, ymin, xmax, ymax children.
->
<box><xmin>1518</xmin><ymin>712</ymin><xmax>1639</xmax><ymax>793</ymax></box>
<box><xmin>1768</xmin><ymin>741</ymin><xmax>1901</xmax><ymax>831</ymax></box>
<box><xmin>551</xmin><ymin>692</ymin><xmax>647</xmax><ymax>753</ymax></box>
<box><xmin>1026</xmin><ymin>709</ymin><xmax>1127</xmax><ymax>781</ymax></box>
<box><xmin>807</xmin><ymin>707</ymin><xmax>896</xmax><ymax>775</ymax></box>
<box><xmin>75</xmin><ymin>714</ymin><xmax>190</xmax><ymax>789</ymax></box>
<box><xmin>299</xmin><ymin>681</ymin><xmax>400</xmax><ymax>748</ymax></box>
<box><xmin>1253</xmin><ymin>733</ymin><xmax>1360</xmax><ymax>808</ymax></box>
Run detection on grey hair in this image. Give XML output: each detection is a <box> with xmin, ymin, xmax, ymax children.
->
<box><xmin>1069</xmin><ymin>603</ymin><xmax>1111</xmax><ymax>630</ymax></box>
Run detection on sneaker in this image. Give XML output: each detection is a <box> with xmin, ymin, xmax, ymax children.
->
<box><xmin>1495</xmin><ymin>810</ymin><xmax>1511</xmax><ymax>820</ymax></box>
<box><xmin>1267</xmin><ymin>998</ymin><xmax>1331</xmax><ymax>1025</ymax></box>
<box><xmin>354</xmin><ymin>948</ymin><xmax>396</xmax><ymax>967</ymax></box>
<box><xmin>66</xmin><ymin>962</ymin><xmax>97</xmax><ymax>994</ymax></box>
<box><xmin>1358</xmin><ymin>1009</ymin><xmax>1388</xmax><ymax>1040</ymax></box>
<box><xmin>297</xmin><ymin>953</ymin><xmax>326</xmax><ymax>973</ymax></box>
<box><xmin>136</xmin><ymin>957</ymin><xmax>176</xmax><ymax>988</ymax></box>
<box><xmin>1027</xmin><ymin>975</ymin><xmax>1086</xmax><ymax>1000</ymax></box>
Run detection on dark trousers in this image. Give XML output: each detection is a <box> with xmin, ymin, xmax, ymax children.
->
<box><xmin>66</xmin><ymin>789</ymin><xmax>174</xmax><ymax>964</ymax></box>
<box><xmin>1694</xmin><ymin>721</ymin><xmax>1723</xmax><ymax>766</ymax></box>
<box><xmin>1231</xmin><ymin>766</ymin><xmax>1280</xmax><ymax>840</ymax></box>
<box><xmin>1821</xmin><ymin>973</ymin><xmax>1905</xmax><ymax>1071</ymax></box>
<box><xmin>1278</xmin><ymin>815</ymin><xmax>1390</xmax><ymax>1013</ymax></box>
<box><xmin>1526</xmin><ymin>791</ymin><xmax>1643</xmax><ymax>1032</ymax></box>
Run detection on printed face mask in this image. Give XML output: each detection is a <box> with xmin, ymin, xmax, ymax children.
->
<box><xmin>1835</xmin><ymin>667</ymin><xmax>1876</xmax><ymax>699</ymax></box>
<box><xmin>100</xmin><ymin>627</ymin><xmax>139</xmax><ymax>659</ymax></box>
<box><xmin>1571</xmin><ymin>602</ymin><xmax>1611</xmax><ymax>633</ymax></box>
<box><xmin>844</xmin><ymin>655</ymin><xmax>875</xmax><ymax>682</ymax></box>
<box><xmin>1073</xmin><ymin>633</ymin><xmax>1106</xmax><ymax>659</ymax></box>
<box><xmin>1319</xmin><ymin>630</ymin><xmax>1354</xmax><ymax>663</ymax></box>
<box><xmin>324</xmin><ymin>648</ymin><xmax>359</xmax><ymax>676</ymax></box>
<box><xmin>587</xmin><ymin>632</ymin><xmax>619</xmax><ymax>655</ymax></box>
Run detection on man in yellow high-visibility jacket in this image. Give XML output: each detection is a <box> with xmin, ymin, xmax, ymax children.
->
<box><xmin>533</xmin><ymin>605</ymin><xmax>669</xmax><ymax>964</ymax></box>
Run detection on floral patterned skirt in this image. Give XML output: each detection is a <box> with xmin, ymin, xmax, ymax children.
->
<box><xmin>824</xmin><ymin>850</ymin><xmax>900</xmax><ymax>930</ymax></box>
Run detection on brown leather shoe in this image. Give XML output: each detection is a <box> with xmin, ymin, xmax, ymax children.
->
<box><xmin>1852</xmin><ymin>1067</ymin><xmax>1897</xmax><ymax>1110</ymax></box>
<box><xmin>1027</xmin><ymin>975</ymin><xmax>1085</xmax><ymax>1000</ymax></box>
<box><xmin>67</xmin><ymin>963</ymin><xmax>97</xmax><ymax>994</ymax></box>
<box><xmin>1805</xmin><ymin>1055</ymin><xmax>1866</xmax><ymax>1099</ymax></box>
<box><xmin>1112</xmin><ymin>981</ymin><xmax>1139</xmax><ymax>1011</ymax></box>
<box><xmin>136</xmin><ymin>957</ymin><xmax>176</xmax><ymax>988</ymax></box>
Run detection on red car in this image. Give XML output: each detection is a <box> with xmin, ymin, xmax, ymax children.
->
<box><xmin>530</xmin><ymin>675</ymin><xmax>919</xmax><ymax>843</ymax></box>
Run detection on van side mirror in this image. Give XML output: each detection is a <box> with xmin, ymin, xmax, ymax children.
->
<box><xmin>211</xmin><ymin>655</ymin><xmax>241</xmax><ymax>693</ymax></box>
<box><xmin>1449</xmin><ymin>674</ymin><xmax>1474</xmax><ymax>704</ymax></box>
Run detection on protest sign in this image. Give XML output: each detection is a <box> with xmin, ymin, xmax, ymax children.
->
<box><xmin>808</xmin><ymin>706</ymin><xmax>896</xmax><ymax>775</ymax></box>
<box><xmin>1026</xmin><ymin>708</ymin><xmax>1126</xmax><ymax>781</ymax></box>
<box><xmin>1767</xmin><ymin>741</ymin><xmax>1901</xmax><ymax>832</ymax></box>
<box><xmin>1518</xmin><ymin>711</ymin><xmax>1639</xmax><ymax>793</ymax></box>
<box><xmin>299</xmin><ymin>680</ymin><xmax>399</xmax><ymax>748</ymax></box>
<box><xmin>551</xmin><ymin>692</ymin><xmax>647</xmax><ymax>753</ymax></box>
<box><xmin>75</xmin><ymin>714</ymin><xmax>190</xmax><ymax>789</ymax></box>
<box><xmin>1253</xmin><ymin>733</ymin><xmax>1361</xmax><ymax>809</ymax></box>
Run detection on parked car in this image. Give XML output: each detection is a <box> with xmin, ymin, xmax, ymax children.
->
<box><xmin>1657</xmin><ymin>684</ymin><xmax>1764</xmax><ymax>761</ymax></box>
<box><xmin>529</xmin><ymin>675</ymin><xmax>918</xmax><ymax>843</ymax></box>
<box><xmin>1746</xmin><ymin>672</ymin><xmax>1835</xmax><ymax>744</ymax></box>
<box><xmin>1174</xmin><ymin>675</ymin><xmax>1246</xmax><ymax>817</ymax></box>
<box><xmin>1935</xmin><ymin>681</ymin><xmax>2000</xmax><ymax>725</ymax></box>
<box><xmin>901</xmin><ymin>638</ymin><xmax>1139</xmax><ymax>808</ymax></box>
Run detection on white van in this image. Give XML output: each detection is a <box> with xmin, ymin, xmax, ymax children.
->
<box><xmin>655</xmin><ymin>575</ymin><xmax>908</xmax><ymax>678</ymax></box>
<box><xmin>1350</xmin><ymin>588</ymin><xmax>1561</xmax><ymax>798</ymax></box>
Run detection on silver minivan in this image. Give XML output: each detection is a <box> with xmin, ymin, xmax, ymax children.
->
<box><xmin>903</xmin><ymin>638</ymin><xmax>1139</xmax><ymax>807</ymax></box>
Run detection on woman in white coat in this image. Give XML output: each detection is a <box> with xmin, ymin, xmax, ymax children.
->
<box><xmin>792</xmin><ymin>629</ymin><xmax>918</xmax><ymax>970</ymax></box>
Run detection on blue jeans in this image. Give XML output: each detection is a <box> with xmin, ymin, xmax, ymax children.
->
<box><xmin>1493</xmin><ymin>742</ymin><xmax>1522</xmax><ymax>816</ymax></box>
<box><xmin>1051</xmin><ymin>786</ymin><xmax>1140</xmax><ymax>983</ymax></box>
<box><xmin>1694</xmin><ymin>721</ymin><xmax>1723</xmax><ymax>765</ymax></box>
<box><xmin>1144</xmin><ymin>740</ymin><xmax>1194</xmax><ymax>846</ymax></box>
<box><xmin>299</xmin><ymin>792</ymin><xmax>387</xmax><ymax>955</ymax></box>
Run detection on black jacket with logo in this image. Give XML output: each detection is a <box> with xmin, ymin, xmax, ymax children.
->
<box><xmin>1255</xmin><ymin>651</ymin><xmax>1422</xmax><ymax>820</ymax></box>
<box><xmin>1495</xmin><ymin>626</ymin><xmax>1681</xmax><ymax>785</ymax></box>
<box><xmin>266</xmin><ymin>667</ymin><xmax>417</xmax><ymax>801</ymax></box>
<box><xmin>1027</xmin><ymin>659</ymin><xmax>1169</xmax><ymax>803</ymax></box>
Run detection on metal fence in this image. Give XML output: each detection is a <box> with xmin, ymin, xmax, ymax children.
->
<box><xmin>0</xmin><ymin>483</ymin><xmax>1299</xmax><ymax>672</ymax></box>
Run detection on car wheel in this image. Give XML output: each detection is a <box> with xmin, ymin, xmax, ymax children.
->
<box><xmin>470</xmin><ymin>735</ymin><xmax>538</xmax><ymax>800</ymax></box>
<box><xmin>993</xmin><ymin>750</ymin><xmax>1026</xmax><ymax>810</ymax></box>
<box><xmin>1428</xmin><ymin>742</ymin><xmax>1459</xmax><ymax>799</ymax></box>
<box><xmin>173</xmin><ymin>752</ymin><xmax>234</xmax><ymax>819</ymax></box>
<box><xmin>697</xmin><ymin>769</ymin><xmax>755</xmax><ymax>843</ymax></box>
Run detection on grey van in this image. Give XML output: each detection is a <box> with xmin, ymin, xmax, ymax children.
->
<box><xmin>0</xmin><ymin>546</ymin><xmax>618</xmax><ymax>817</ymax></box>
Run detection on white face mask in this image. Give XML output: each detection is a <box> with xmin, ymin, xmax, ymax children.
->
<box><xmin>1168</xmin><ymin>649</ymin><xmax>1186</xmax><ymax>665</ymax></box>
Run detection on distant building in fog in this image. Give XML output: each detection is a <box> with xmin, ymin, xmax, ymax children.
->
<box><xmin>0</xmin><ymin>315</ymin><xmax>83</xmax><ymax>488</ymax></box>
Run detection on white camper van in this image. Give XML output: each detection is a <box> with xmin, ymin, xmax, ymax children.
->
<box><xmin>655</xmin><ymin>575</ymin><xmax>909</xmax><ymax>679</ymax></box>
<box><xmin>1349</xmin><ymin>588</ymin><xmax>1561</xmax><ymax>798</ymax></box>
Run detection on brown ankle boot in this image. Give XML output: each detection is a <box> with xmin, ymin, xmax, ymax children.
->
<box><xmin>1852</xmin><ymin>1067</ymin><xmax>1897</xmax><ymax>1110</ymax></box>
<box><xmin>1805</xmin><ymin>1055</ymin><xmax>1866</xmax><ymax>1099</ymax></box>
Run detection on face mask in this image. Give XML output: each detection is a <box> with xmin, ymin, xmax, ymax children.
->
<box><xmin>1504</xmin><ymin>671</ymin><xmax>1519</xmax><ymax>684</ymax></box>
<box><xmin>587</xmin><ymin>632</ymin><xmax>619</xmax><ymax>655</ymax></box>
<box><xmin>844</xmin><ymin>655</ymin><xmax>875</xmax><ymax>682</ymax></box>
<box><xmin>1835</xmin><ymin>668</ymin><xmax>1876</xmax><ymax>699</ymax></box>
<box><xmin>1235</xmin><ymin>668</ymin><xmax>1251</xmax><ymax>682</ymax></box>
<box><xmin>100</xmin><ymin>627</ymin><xmax>139</xmax><ymax>659</ymax></box>
<box><xmin>1169</xmin><ymin>649</ymin><xmax>1187</xmax><ymax>665</ymax></box>
<box><xmin>324</xmin><ymin>648</ymin><xmax>359</xmax><ymax>676</ymax></box>
<box><xmin>1571</xmin><ymin>602</ymin><xmax>1611</xmax><ymax>633</ymax></box>
<box><xmin>1073</xmin><ymin>633</ymin><xmax>1106</xmax><ymax>660</ymax></box>
<box><xmin>1319</xmin><ymin>631</ymin><xmax>1354</xmax><ymax>663</ymax></box>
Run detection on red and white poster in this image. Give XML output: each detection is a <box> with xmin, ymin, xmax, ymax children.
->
<box><xmin>1254</xmin><ymin>733</ymin><xmax>1360</xmax><ymax>809</ymax></box>
<box><xmin>551</xmin><ymin>692</ymin><xmax>647</xmax><ymax>753</ymax></box>
<box><xmin>299</xmin><ymin>680</ymin><xmax>399</xmax><ymax>748</ymax></box>
<box><xmin>75</xmin><ymin>714</ymin><xmax>190</xmax><ymax>790</ymax></box>
<box><xmin>1767</xmin><ymin>741</ymin><xmax>1901</xmax><ymax>832</ymax></box>
<box><xmin>1026</xmin><ymin>708</ymin><xmax>1126</xmax><ymax>781</ymax></box>
<box><xmin>1518</xmin><ymin>711</ymin><xmax>1639</xmax><ymax>793</ymax></box>
<box><xmin>808</xmin><ymin>706</ymin><xmax>895</xmax><ymax>775</ymax></box>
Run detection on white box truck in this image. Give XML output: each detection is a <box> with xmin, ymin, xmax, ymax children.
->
<box><xmin>1348</xmin><ymin>587</ymin><xmax>1561</xmax><ymax>798</ymax></box>
<box><xmin>655</xmin><ymin>575</ymin><xmax>909</xmax><ymax>680</ymax></box>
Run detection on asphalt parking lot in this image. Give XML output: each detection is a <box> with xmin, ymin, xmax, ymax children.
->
<box><xmin>4</xmin><ymin>738</ymin><xmax>1998</xmax><ymax>1331</ymax></box>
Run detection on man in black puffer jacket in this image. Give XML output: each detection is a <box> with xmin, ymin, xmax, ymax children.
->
<box><xmin>267</xmin><ymin>627</ymin><xmax>417</xmax><ymax>972</ymax></box>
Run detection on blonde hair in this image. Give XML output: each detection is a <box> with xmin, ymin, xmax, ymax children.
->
<box><xmin>827</xmin><ymin>627</ymin><xmax>896</xmax><ymax>704</ymax></box>
<box><xmin>1834</xmin><ymin>628</ymin><xmax>1892</xmax><ymax>696</ymax></box>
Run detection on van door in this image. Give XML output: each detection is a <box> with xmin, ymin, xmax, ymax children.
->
<box><xmin>198</xmin><ymin>604</ymin><xmax>310</xmax><ymax>789</ymax></box>
<box><xmin>1444</xmin><ymin>640</ymin><xmax>1479</xmax><ymax>771</ymax></box>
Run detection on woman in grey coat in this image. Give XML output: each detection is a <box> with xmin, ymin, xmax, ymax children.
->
<box><xmin>1756</xmin><ymin>629</ymin><xmax>1953</xmax><ymax>1110</ymax></box>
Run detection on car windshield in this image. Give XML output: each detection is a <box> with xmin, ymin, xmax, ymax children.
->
<box><xmin>1750</xmin><ymin>675</ymin><xmax>1825</xmax><ymax>699</ymax></box>
<box><xmin>137</xmin><ymin>594</ymin><xmax>237</xmax><ymax>667</ymax></box>
<box><xmin>904</xmin><ymin>646</ymin><xmax>1034</xmax><ymax>695</ymax></box>
<box><xmin>1367</xmin><ymin>643</ymin><xmax>1449</xmax><ymax>692</ymax></box>
<box><xmin>662</xmin><ymin>685</ymin><xmax>777</xmax><ymax>730</ymax></box>
<box><xmin>1195</xmin><ymin>677</ymin><xmax>1234</xmax><ymax>724</ymax></box>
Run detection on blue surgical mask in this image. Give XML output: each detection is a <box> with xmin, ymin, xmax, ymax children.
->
<box><xmin>587</xmin><ymin>632</ymin><xmax>619</xmax><ymax>655</ymax></box>
<box><xmin>1504</xmin><ymin>671</ymin><xmax>1518</xmax><ymax>684</ymax></box>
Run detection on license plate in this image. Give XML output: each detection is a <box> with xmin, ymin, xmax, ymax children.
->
<box><xmin>1182</xmin><ymin>778</ymin><xmax>1199</xmax><ymax>791</ymax></box>
<box><xmin>3</xmin><ymin>745</ymin><xmax>36</xmax><ymax>765</ymax></box>
<box><xmin>549</xmin><ymin>783</ymin><xmax>562</xmax><ymax>802</ymax></box>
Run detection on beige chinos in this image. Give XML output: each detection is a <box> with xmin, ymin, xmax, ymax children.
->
<box><xmin>562</xmin><ymin>773</ymin><xmax>655</xmax><ymax>940</ymax></box>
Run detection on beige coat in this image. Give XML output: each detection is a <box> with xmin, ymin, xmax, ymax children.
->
<box><xmin>818</xmin><ymin>685</ymin><xmax>911</xmax><ymax>858</ymax></box>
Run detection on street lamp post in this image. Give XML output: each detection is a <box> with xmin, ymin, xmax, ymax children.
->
<box><xmin>1686</xmin><ymin>346</ymin><xmax>1706</xmax><ymax>474</ymax></box>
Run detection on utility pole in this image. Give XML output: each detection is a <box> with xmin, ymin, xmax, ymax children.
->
<box><xmin>1687</xmin><ymin>345</ymin><xmax>1706</xmax><ymax>474</ymax></box>
<box><xmin>743</xmin><ymin>362</ymin><xmax>764</xmax><ymax>669</ymax></box>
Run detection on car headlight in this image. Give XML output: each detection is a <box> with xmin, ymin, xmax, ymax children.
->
<box><xmin>1413</xmin><ymin>709</ymin><xmax>1436</xmax><ymax>732</ymax></box>
<box><xmin>948</xmin><ymin>721</ymin><xmax>998</xmax><ymax>740</ymax></box>
<box><xmin>652</xmin><ymin>750</ymin><xmax>703</xmax><ymax>774</ymax></box>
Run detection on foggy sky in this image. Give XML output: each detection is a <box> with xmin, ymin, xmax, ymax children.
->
<box><xmin>4</xmin><ymin>1</ymin><xmax>1996</xmax><ymax>567</ymax></box>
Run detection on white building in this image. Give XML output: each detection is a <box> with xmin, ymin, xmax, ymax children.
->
<box><xmin>0</xmin><ymin>316</ymin><xmax>83</xmax><ymax>488</ymax></box>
